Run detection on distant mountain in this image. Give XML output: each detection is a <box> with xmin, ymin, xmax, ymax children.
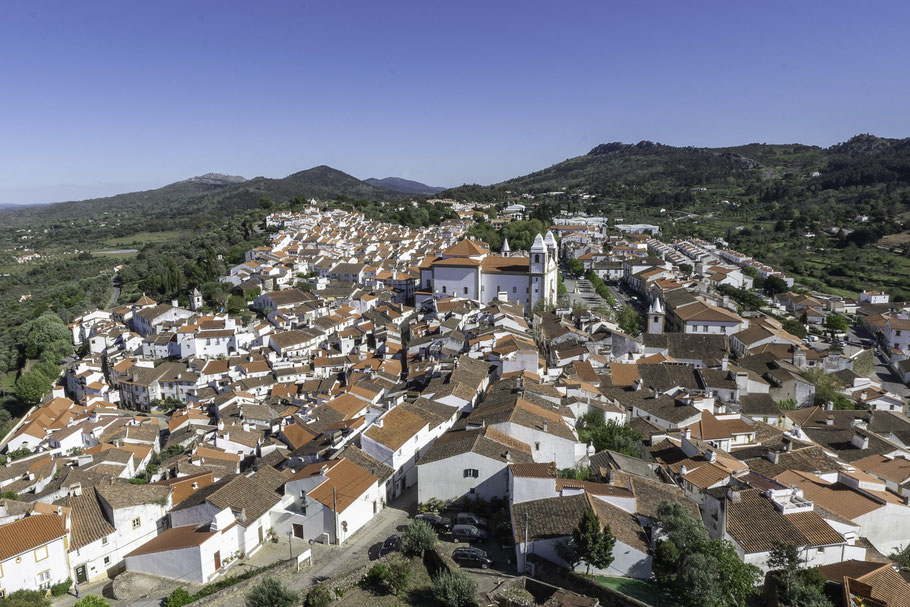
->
<box><xmin>364</xmin><ymin>177</ymin><xmax>445</xmax><ymax>195</ymax></box>
<box><xmin>0</xmin><ymin>166</ymin><xmax>407</xmax><ymax>228</ymax></box>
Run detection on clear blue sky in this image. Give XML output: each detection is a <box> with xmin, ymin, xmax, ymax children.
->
<box><xmin>2</xmin><ymin>1</ymin><xmax>909</xmax><ymax>204</ymax></box>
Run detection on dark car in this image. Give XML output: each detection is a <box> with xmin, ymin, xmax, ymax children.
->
<box><xmin>451</xmin><ymin>524</ymin><xmax>487</xmax><ymax>543</ymax></box>
<box><xmin>379</xmin><ymin>534</ymin><xmax>400</xmax><ymax>556</ymax></box>
<box><xmin>452</xmin><ymin>546</ymin><xmax>493</xmax><ymax>569</ymax></box>
<box><xmin>415</xmin><ymin>512</ymin><xmax>452</xmax><ymax>532</ymax></box>
<box><xmin>455</xmin><ymin>512</ymin><xmax>489</xmax><ymax>528</ymax></box>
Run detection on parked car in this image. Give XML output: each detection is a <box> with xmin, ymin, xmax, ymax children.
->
<box><xmin>451</xmin><ymin>524</ymin><xmax>487</xmax><ymax>543</ymax></box>
<box><xmin>379</xmin><ymin>534</ymin><xmax>400</xmax><ymax>556</ymax></box>
<box><xmin>452</xmin><ymin>546</ymin><xmax>493</xmax><ymax>569</ymax></box>
<box><xmin>415</xmin><ymin>512</ymin><xmax>452</xmax><ymax>532</ymax></box>
<box><xmin>455</xmin><ymin>512</ymin><xmax>489</xmax><ymax>528</ymax></box>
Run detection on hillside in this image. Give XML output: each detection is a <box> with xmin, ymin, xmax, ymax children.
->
<box><xmin>364</xmin><ymin>176</ymin><xmax>445</xmax><ymax>195</ymax></box>
<box><xmin>442</xmin><ymin>135</ymin><xmax>910</xmax><ymax>224</ymax></box>
<box><xmin>0</xmin><ymin>166</ymin><xmax>408</xmax><ymax>243</ymax></box>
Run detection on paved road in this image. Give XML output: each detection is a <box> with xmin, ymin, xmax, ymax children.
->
<box><xmin>563</xmin><ymin>278</ymin><xmax>606</xmax><ymax>309</ymax></box>
<box><xmin>107</xmin><ymin>276</ymin><xmax>121</xmax><ymax>310</ymax></box>
<box><xmin>873</xmin><ymin>352</ymin><xmax>910</xmax><ymax>399</ymax></box>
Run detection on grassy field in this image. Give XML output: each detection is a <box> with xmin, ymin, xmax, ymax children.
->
<box><xmin>104</xmin><ymin>230</ymin><xmax>191</xmax><ymax>247</ymax></box>
<box><xmin>595</xmin><ymin>576</ymin><xmax>659</xmax><ymax>606</ymax></box>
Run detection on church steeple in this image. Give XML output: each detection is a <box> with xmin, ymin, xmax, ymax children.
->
<box><xmin>501</xmin><ymin>237</ymin><xmax>511</xmax><ymax>257</ymax></box>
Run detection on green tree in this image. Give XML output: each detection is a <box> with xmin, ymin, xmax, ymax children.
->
<box><xmin>567</xmin><ymin>258</ymin><xmax>585</xmax><ymax>276</ymax></box>
<box><xmin>15</xmin><ymin>370</ymin><xmax>51</xmax><ymax>404</ymax></box>
<box><xmin>781</xmin><ymin>318</ymin><xmax>807</xmax><ymax>339</ymax></box>
<box><xmin>890</xmin><ymin>543</ymin><xmax>910</xmax><ymax>568</ymax></box>
<box><xmin>401</xmin><ymin>519</ymin><xmax>437</xmax><ymax>556</ymax></box>
<box><xmin>386</xmin><ymin>558</ymin><xmax>412</xmax><ymax>595</ymax></box>
<box><xmin>74</xmin><ymin>596</ymin><xmax>110</xmax><ymax>607</ymax></box>
<box><xmin>433</xmin><ymin>569</ymin><xmax>477</xmax><ymax>607</ymax></box>
<box><xmin>767</xmin><ymin>543</ymin><xmax>832</xmax><ymax>607</ymax></box>
<box><xmin>570</xmin><ymin>508</ymin><xmax>616</xmax><ymax>575</ymax></box>
<box><xmin>575</xmin><ymin>412</ymin><xmax>642</xmax><ymax>457</ymax></box>
<box><xmin>763</xmin><ymin>276</ymin><xmax>788</xmax><ymax>296</ymax></box>
<box><xmin>617</xmin><ymin>305</ymin><xmax>643</xmax><ymax>336</ymax></box>
<box><xmin>803</xmin><ymin>368</ymin><xmax>854</xmax><ymax>410</ymax></box>
<box><xmin>654</xmin><ymin>500</ymin><xmax>760</xmax><ymax>607</ymax></box>
<box><xmin>258</xmin><ymin>197</ymin><xmax>275</xmax><ymax>211</ymax></box>
<box><xmin>824</xmin><ymin>313</ymin><xmax>849</xmax><ymax>336</ymax></box>
<box><xmin>227</xmin><ymin>295</ymin><xmax>247</xmax><ymax>314</ymax></box>
<box><xmin>244</xmin><ymin>578</ymin><xmax>298</xmax><ymax>607</ymax></box>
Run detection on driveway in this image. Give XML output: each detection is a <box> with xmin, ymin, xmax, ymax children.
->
<box><xmin>873</xmin><ymin>352</ymin><xmax>910</xmax><ymax>398</ymax></box>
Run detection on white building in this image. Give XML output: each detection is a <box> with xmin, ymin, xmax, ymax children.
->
<box><xmin>0</xmin><ymin>514</ymin><xmax>70</xmax><ymax>595</ymax></box>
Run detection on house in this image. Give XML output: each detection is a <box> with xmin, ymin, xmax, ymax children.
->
<box><xmin>272</xmin><ymin>457</ymin><xmax>383</xmax><ymax>545</ymax></box>
<box><xmin>0</xmin><ymin>514</ymin><xmax>70</xmax><ymax>594</ymax></box>
<box><xmin>510</xmin><ymin>492</ymin><xmax>652</xmax><ymax>579</ymax></box>
<box><xmin>361</xmin><ymin>406</ymin><xmax>431</xmax><ymax>499</ymax></box>
<box><xmin>711</xmin><ymin>485</ymin><xmax>865</xmax><ymax>574</ymax></box>
<box><xmin>417</xmin><ymin>426</ymin><xmax>533</xmax><ymax>503</ymax></box>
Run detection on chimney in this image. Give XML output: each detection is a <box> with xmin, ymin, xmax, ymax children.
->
<box><xmin>680</xmin><ymin>464</ymin><xmax>688</xmax><ymax>476</ymax></box>
<box><xmin>826</xmin><ymin>415</ymin><xmax>834</xmax><ymax>426</ymax></box>
<box><xmin>765</xmin><ymin>449</ymin><xmax>779</xmax><ymax>464</ymax></box>
<box><xmin>851</xmin><ymin>431</ymin><xmax>869</xmax><ymax>450</ymax></box>
<box><xmin>860</xmin><ymin>391</ymin><xmax>867</xmax><ymax>401</ymax></box>
<box><xmin>608</xmin><ymin>469</ymin><xmax>615</xmax><ymax>485</ymax></box>
<box><xmin>684</xmin><ymin>427</ymin><xmax>692</xmax><ymax>441</ymax></box>
<box><xmin>542</xmin><ymin>421</ymin><xmax>549</xmax><ymax>433</ymax></box>
<box><xmin>504</xmin><ymin>451</ymin><xmax>511</xmax><ymax>462</ymax></box>
<box><xmin>706</xmin><ymin>449</ymin><xmax>717</xmax><ymax>463</ymax></box>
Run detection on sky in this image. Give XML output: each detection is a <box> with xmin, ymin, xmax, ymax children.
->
<box><xmin>1</xmin><ymin>1</ymin><xmax>909</xmax><ymax>205</ymax></box>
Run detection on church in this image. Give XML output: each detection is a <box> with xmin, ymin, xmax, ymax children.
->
<box><xmin>417</xmin><ymin>232</ymin><xmax>559</xmax><ymax>311</ymax></box>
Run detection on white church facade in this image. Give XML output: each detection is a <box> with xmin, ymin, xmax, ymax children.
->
<box><xmin>417</xmin><ymin>234</ymin><xmax>558</xmax><ymax>311</ymax></box>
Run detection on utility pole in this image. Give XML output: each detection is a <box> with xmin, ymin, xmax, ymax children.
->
<box><xmin>333</xmin><ymin>486</ymin><xmax>339</xmax><ymax>545</ymax></box>
<box><xmin>287</xmin><ymin>530</ymin><xmax>293</xmax><ymax>561</ymax></box>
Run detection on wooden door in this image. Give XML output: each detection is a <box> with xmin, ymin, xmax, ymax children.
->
<box><xmin>214</xmin><ymin>551</ymin><xmax>221</xmax><ymax>570</ymax></box>
<box><xmin>76</xmin><ymin>565</ymin><xmax>88</xmax><ymax>583</ymax></box>
<box><xmin>258</xmin><ymin>526</ymin><xmax>264</xmax><ymax>544</ymax></box>
<box><xmin>293</xmin><ymin>523</ymin><xmax>304</xmax><ymax>539</ymax></box>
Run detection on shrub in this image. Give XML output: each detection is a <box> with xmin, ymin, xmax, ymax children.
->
<box><xmin>303</xmin><ymin>586</ymin><xmax>332</xmax><ymax>607</ymax></box>
<box><xmin>387</xmin><ymin>558</ymin><xmax>412</xmax><ymax>595</ymax></box>
<box><xmin>401</xmin><ymin>519</ymin><xmax>437</xmax><ymax>556</ymax></box>
<box><xmin>50</xmin><ymin>578</ymin><xmax>72</xmax><ymax>596</ymax></box>
<box><xmin>244</xmin><ymin>577</ymin><xmax>298</xmax><ymax>607</ymax></box>
<box><xmin>1</xmin><ymin>589</ymin><xmax>52</xmax><ymax>607</ymax></box>
<box><xmin>433</xmin><ymin>569</ymin><xmax>477</xmax><ymax>607</ymax></box>
<box><xmin>164</xmin><ymin>588</ymin><xmax>194</xmax><ymax>607</ymax></box>
<box><xmin>361</xmin><ymin>563</ymin><xmax>392</xmax><ymax>593</ymax></box>
<box><xmin>74</xmin><ymin>596</ymin><xmax>111</xmax><ymax>607</ymax></box>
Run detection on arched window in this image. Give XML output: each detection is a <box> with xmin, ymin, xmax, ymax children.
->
<box><xmin>534</xmin><ymin>254</ymin><xmax>540</xmax><ymax>264</ymax></box>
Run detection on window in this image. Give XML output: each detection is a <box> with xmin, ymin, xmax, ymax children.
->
<box><xmin>101</xmin><ymin>536</ymin><xmax>108</xmax><ymax>546</ymax></box>
<box><xmin>442</xmin><ymin>286</ymin><xmax>446</xmax><ymax>293</ymax></box>
<box><xmin>132</xmin><ymin>517</ymin><xmax>141</xmax><ymax>529</ymax></box>
<box><xmin>513</xmin><ymin>286</ymin><xmax>517</xmax><ymax>293</ymax></box>
<box><xmin>534</xmin><ymin>442</ymin><xmax>540</xmax><ymax>451</ymax></box>
<box><xmin>104</xmin><ymin>556</ymin><xmax>110</xmax><ymax>565</ymax></box>
<box><xmin>463</xmin><ymin>469</ymin><xmax>479</xmax><ymax>478</ymax></box>
<box><xmin>535</xmin><ymin>254</ymin><xmax>540</xmax><ymax>263</ymax></box>
<box><xmin>34</xmin><ymin>546</ymin><xmax>48</xmax><ymax>562</ymax></box>
<box><xmin>463</xmin><ymin>287</ymin><xmax>468</xmax><ymax>295</ymax></box>
<box><xmin>480</xmin><ymin>285</ymin><xmax>485</xmax><ymax>292</ymax></box>
<box><xmin>37</xmin><ymin>570</ymin><xmax>51</xmax><ymax>589</ymax></box>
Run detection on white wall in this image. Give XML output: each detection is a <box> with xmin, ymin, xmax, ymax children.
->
<box><xmin>0</xmin><ymin>536</ymin><xmax>69</xmax><ymax>593</ymax></box>
<box><xmin>418</xmin><ymin>453</ymin><xmax>509</xmax><ymax>503</ymax></box>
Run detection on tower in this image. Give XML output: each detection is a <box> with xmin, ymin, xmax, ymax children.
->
<box><xmin>648</xmin><ymin>296</ymin><xmax>665</xmax><ymax>335</ymax></box>
<box><xmin>190</xmin><ymin>288</ymin><xmax>204</xmax><ymax>311</ymax></box>
<box><xmin>501</xmin><ymin>237</ymin><xmax>511</xmax><ymax>257</ymax></box>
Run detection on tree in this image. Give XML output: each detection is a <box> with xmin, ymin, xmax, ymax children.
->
<box><xmin>258</xmin><ymin>197</ymin><xmax>275</xmax><ymax>211</ymax></box>
<box><xmin>227</xmin><ymin>295</ymin><xmax>247</xmax><ymax>314</ymax></box>
<box><xmin>575</xmin><ymin>412</ymin><xmax>642</xmax><ymax>457</ymax></box>
<box><xmin>824</xmin><ymin>313</ymin><xmax>849</xmax><ymax>337</ymax></box>
<box><xmin>244</xmin><ymin>578</ymin><xmax>298</xmax><ymax>607</ymax></box>
<box><xmin>654</xmin><ymin>500</ymin><xmax>760</xmax><ymax>607</ymax></box>
<box><xmin>570</xmin><ymin>508</ymin><xmax>616</xmax><ymax>575</ymax></box>
<box><xmin>617</xmin><ymin>305</ymin><xmax>643</xmax><ymax>336</ymax></box>
<box><xmin>433</xmin><ymin>569</ymin><xmax>477</xmax><ymax>607</ymax></box>
<box><xmin>15</xmin><ymin>370</ymin><xmax>51</xmax><ymax>404</ymax></box>
<box><xmin>767</xmin><ymin>543</ymin><xmax>832</xmax><ymax>607</ymax></box>
<box><xmin>763</xmin><ymin>276</ymin><xmax>788</xmax><ymax>296</ymax></box>
<box><xmin>781</xmin><ymin>318</ymin><xmax>807</xmax><ymax>339</ymax></box>
<box><xmin>890</xmin><ymin>542</ymin><xmax>910</xmax><ymax>568</ymax></box>
<box><xmin>567</xmin><ymin>258</ymin><xmax>585</xmax><ymax>276</ymax></box>
<box><xmin>74</xmin><ymin>596</ymin><xmax>110</xmax><ymax>607</ymax></box>
<box><xmin>401</xmin><ymin>519</ymin><xmax>437</xmax><ymax>555</ymax></box>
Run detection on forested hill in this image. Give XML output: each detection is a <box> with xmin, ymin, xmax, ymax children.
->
<box><xmin>441</xmin><ymin>135</ymin><xmax>910</xmax><ymax>222</ymax></box>
<box><xmin>0</xmin><ymin>165</ymin><xmax>408</xmax><ymax>236</ymax></box>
